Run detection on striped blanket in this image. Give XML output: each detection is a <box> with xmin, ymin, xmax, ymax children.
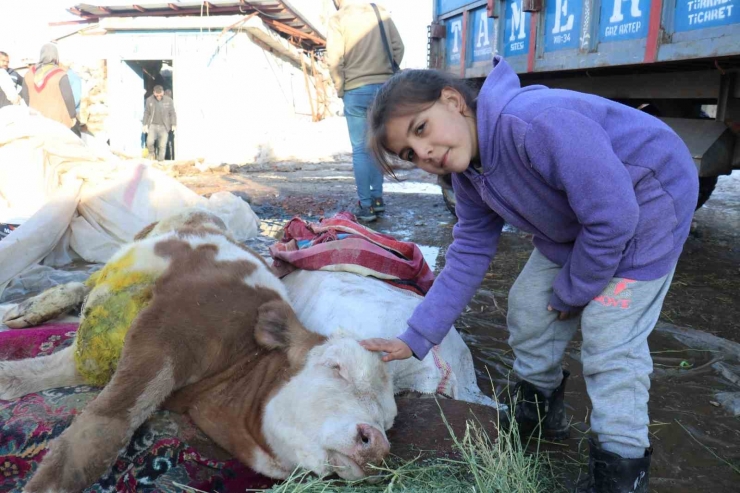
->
<box><xmin>269</xmin><ymin>212</ymin><xmax>435</xmax><ymax>296</ymax></box>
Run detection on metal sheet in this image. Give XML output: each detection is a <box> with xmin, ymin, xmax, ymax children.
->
<box><xmin>72</xmin><ymin>0</ymin><xmax>325</xmax><ymax>49</ymax></box>
<box><xmin>674</xmin><ymin>0</ymin><xmax>740</xmax><ymax>33</ymax></box>
<box><xmin>544</xmin><ymin>0</ymin><xmax>583</xmax><ymax>52</ymax></box>
<box><xmin>438</xmin><ymin>0</ymin><xmax>478</xmax><ymax>15</ymax></box>
<box><xmin>433</xmin><ymin>0</ymin><xmax>740</xmax><ymax>77</ymax></box>
<box><xmin>522</xmin><ymin>69</ymin><xmax>721</xmax><ymax>99</ymax></box>
<box><xmin>467</xmin><ymin>6</ymin><xmax>497</xmax><ymax>64</ymax></box>
<box><xmin>445</xmin><ymin>14</ymin><xmax>464</xmax><ymax>66</ymax></box>
<box><xmin>503</xmin><ymin>0</ymin><xmax>531</xmax><ymax>57</ymax></box>
<box><xmin>599</xmin><ymin>0</ymin><xmax>650</xmax><ymax>42</ymax></box>
<box><xmin>660</xmin><ymin>117</ymin><xmax>736</xmax><ymax>175</ymax></box>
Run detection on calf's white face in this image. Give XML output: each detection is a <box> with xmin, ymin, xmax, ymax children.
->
<box><xmin>264</xmin><ymin>337</ymin><xmax>397</xmax><ymax>480</ymax></box>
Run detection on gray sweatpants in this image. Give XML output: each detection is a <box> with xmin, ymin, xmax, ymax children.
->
<box><xmin>508</xmin><ymin>249</ymin><xmax>674</xmax><ymax>459</ymax></box>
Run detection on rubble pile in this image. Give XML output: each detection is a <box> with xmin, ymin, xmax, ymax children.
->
<box><xmin>75</xmin><ymin>60</ymin><xmax>109</xmax><ymax>136</ymax></box>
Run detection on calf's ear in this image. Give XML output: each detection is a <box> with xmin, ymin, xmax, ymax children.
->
<box><xmin>318</xmin><ymin>345</ymin><xmax>353</xmax><ymax>383</ymax></box>
<box><xmin>254</xmin><ymin>300</ymin><xmax>294</xmax><ymax>350</ymax></box>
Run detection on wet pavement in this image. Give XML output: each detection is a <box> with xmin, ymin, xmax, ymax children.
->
<box><xmin>180</xmin><ymin>165</ymin><xmax>740</xmax><ymax>492</ymax></box>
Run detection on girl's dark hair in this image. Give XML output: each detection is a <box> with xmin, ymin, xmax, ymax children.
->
<box><xmin>367</xmin><ymin>69</ymin><xmax>477</xmax><ymax>176</ymax></box>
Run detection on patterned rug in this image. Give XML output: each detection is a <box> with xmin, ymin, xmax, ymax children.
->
<box><xmin>0</xmin><ymin>325</ymin><xmax>277</xmax><ymax>492</ymax></box>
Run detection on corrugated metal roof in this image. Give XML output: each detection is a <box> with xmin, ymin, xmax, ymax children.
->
<box><xmin>69</xmin><ymin>1</ymin><xmax>325</xmax><ymax>49</ymax></box>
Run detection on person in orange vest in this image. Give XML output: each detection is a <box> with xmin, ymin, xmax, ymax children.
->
<box><xmin>21</xmin><ymin>44</ymin><xmax>77</xmax><ymax>136</ymax></box>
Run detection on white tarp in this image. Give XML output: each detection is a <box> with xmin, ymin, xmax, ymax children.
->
<box><xmin>0</xmin><ymin>106</ymin><xmax>259</xmax><ymax>297</ymax></box>
<box><xmin>284</xmin><ymin>269</ymin><xmax>503</xmax><ymax>409</ymax></box>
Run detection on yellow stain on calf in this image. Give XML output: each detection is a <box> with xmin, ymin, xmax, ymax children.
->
<box><xmin>75</xmin><ymin>249</ymin><xmax>158</xmax><ymax>386</ymax></box>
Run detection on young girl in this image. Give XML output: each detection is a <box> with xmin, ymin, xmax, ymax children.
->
<box><xmin>359</xmin><ymin>56</ymin><xmax>698</xmax><ymax>493</ymax></box>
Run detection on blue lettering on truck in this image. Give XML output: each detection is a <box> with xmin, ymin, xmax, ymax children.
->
<box><xmin>545</xmin><ymin>0</ymin><xmax>583</xmax><ymax>51</ymax></box>
<box><xmin>675</xmin><ymin>0</ymin><xmax>739</xmax><ymax>31</ymax></box>
<box><xmin>445</xmin><ymin>15</ymin><xmax>464</xmax><ymax>66</ymax></box>
<box><xmin>599</xmin><ymin>0</ymin><xmax>649</xmax><ymax>41</ymax></box>
<box><xmin>469</xmin><ymin>6</ymin><xmax>496</xmax><ymax>62</ymax></box>
<box><xmin>504</xmin><ymin>0</ymin><xmax>531</xmax><ymax>56</ymax></box>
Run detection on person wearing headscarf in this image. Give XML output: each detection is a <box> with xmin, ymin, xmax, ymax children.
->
<box><xmin>21</xmin><ymin>43</ymin><xmax>77</xmax><ymax>135</ymax></box>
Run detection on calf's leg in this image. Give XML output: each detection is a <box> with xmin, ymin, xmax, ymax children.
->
<box><xmin>3</xmin><ymin>282</ymin><xmax>90</xmax><ymax>328</ymax></box>
<box><xmin>0</xmin><ymin>346</ymin><xmax>83</xmax><ymax>400</ymax></box>
<box><xmin>23</xmin><ymin>342</ymin><xmax>179</xmax><ymax>493</ymax></box>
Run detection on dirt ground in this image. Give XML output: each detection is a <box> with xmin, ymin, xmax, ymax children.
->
<box><xmin>178</xmin><ymin>163</ymin><xmax>740</xmax><ymax>492</ymax></box>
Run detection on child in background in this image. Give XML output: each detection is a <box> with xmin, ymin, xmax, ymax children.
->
<box><xmin>359</xmin><ymin>56</ymin><xmax>698</xmax><ymax>493</ymax></box>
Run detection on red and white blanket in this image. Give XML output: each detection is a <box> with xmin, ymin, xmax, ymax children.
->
<box><xmin>269</xmin><ymin>212</ymin><xmax>435</xmax><ymax>296</ymax></box>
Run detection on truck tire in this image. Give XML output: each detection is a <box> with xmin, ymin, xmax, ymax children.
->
<box><xmin>696</xmin><ymin>176</ymin><xmax>717</xmax><ymax>210</ymax></box>
<box><xmin>438</xmin><ymin>175</ymin><xmax>456</xmax><ymax>216</ymax></box>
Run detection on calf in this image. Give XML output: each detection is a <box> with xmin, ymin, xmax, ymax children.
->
<box><xmin>0</xmin><ymin>210</ymin><xmax>396</xmax><ymax>493</ymax></box>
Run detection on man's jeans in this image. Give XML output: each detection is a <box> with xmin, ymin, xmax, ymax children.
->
<box><xmin>343</xmin><ymin>84</ymin><xmax>383</xmax><ymax>208</ymax></box>
<box><xmin>146</xmin><ymin>124</ymin><xmax>169</xmax><ymax>161</ymax></box>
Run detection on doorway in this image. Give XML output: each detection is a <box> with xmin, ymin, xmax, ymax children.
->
<box><xmin>108</xmin><ymin>59</ymin><xmax>175</xmax><ymax>159</ymax></box>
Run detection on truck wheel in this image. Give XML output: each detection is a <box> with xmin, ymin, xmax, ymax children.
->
<box><xmin>696</xmin><ymin>176</ymin><xmax>718</xmax><ymax>210</ymax></box>
<box><xmin>438</xmin><ymin>175</ymin><xmax>456</xmax><ymax>216</ymax></box>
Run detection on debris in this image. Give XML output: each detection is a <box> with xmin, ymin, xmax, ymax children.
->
<box><xmin>712</xmin><ymin>361</ymin><xmax>740</xmax><ymax>387</ymax></box>
<box><xmin>0</xmin><ymin>223</ymin><xmax>18</xmax><ymax>241</ymax></box>
<box><xmin>714</xmin><ymin>392</ymin><xmax>740</xmax><ymax>416</ymax></box>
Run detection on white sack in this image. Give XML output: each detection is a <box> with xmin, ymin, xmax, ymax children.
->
<box><xmin>283</xmin><ymin>270</ymin><xmax>502</xmax><ymax>409</ymax></box>
<box><xmin>0</xmin><ymin>106</ymin><xmax>259</xmax><ymax>294</ymax></box>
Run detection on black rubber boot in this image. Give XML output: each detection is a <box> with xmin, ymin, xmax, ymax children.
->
<box><xmin>514</xmin><ymin>369</ymin><xmax>570</xmax><ymax>440</ymax></box>
<box><xmin>577</xmin><ymin>438</ymin><xmax>652</xmax><ymax>493</ymax></box>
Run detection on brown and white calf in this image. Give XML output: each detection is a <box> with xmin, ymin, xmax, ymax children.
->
<box><xmin>0</xmin><ymin>210</ymin><xmax>396</xmax><ymax>493</ymax></box>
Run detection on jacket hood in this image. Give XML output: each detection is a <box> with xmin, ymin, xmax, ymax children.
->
<box><xmin>476</xmin><ymin>56</ymin><xmax>541</xmax><ymax>167</ymax></box>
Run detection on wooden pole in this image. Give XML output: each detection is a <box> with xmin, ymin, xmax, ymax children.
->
<box><xmin>310</xmin><ymin>52</ymin><xmax>327</xmax><ymax>121</ymax></box>
<box><xmin>300</xmin><ymin>51</ymin><xmax>317</xmax><ymax>121</ymax></box>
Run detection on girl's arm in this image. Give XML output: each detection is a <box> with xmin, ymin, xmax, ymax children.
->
<box><xmin>399</xmin><ymin>174</ymin><xmax>504</xmax><ymax>360</ymax></box>
<box><xmin>525</xmin><ymin>107</ymin><xmax>640</xmax><ymax>312</ymax></box>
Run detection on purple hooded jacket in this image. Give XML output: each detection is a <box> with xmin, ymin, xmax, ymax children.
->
<box><xmin>398</xmin><ymin>56</ymin><xmax>698</xmax><ymax>360</ymax></box>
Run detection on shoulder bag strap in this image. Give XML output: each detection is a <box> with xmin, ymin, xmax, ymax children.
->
<box><xmin>370</xmin><ymin>3</ymin><xmax>400</xmax><ymax>73</ymax></box>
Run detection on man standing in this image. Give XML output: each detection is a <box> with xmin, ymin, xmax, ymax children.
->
<box><xmin>0</xmin><ymin>52</ymin><xmax>23</xmax><ymax>91</ymax></box>
<box><xmin>21</xmin><ymin>44</ymin><xmax>77</xmax><ymax>133</ymax></box>
<box><xmin>0</xmin><ymin>51</ymin><xmax>22</xmax><ymax>108</ymax></box>
<box><xmin>142</xmin><ymin>85</ymin><xmax>177</xmax><ymax>161</ymax></box>
<box><xmin>60</xmin><ymin>62</ymin><xmax>82</xmax><ymax>136</ymax></box>
<box><xmin>326</xmin><ymin>0</ymin><xmax>404</xmax><ymax>222</ymax></box>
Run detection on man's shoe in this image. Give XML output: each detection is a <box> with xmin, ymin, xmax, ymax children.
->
<box><xmin>513</xmin><ymin>370</ymin><xmax>571</xmax><ymax>440</ymax></box>
<box><xmin>576</xmin><ymin>438</ymin><xmax>652</xmax><ymax>493</ymax></box>
<box><xmin>371</xmin><ymin>197</ymin><xmax>385</xmax><ymax>214</ymax></box>
<box><xmin>354</xmin><ymin>202</ymin><xmax>377</xmax><ymax>222</ymax></box>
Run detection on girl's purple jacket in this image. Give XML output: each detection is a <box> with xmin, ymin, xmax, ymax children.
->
<box><xmin>399</xmin><ymin>56</ymin><xmax>698</xmax><ymax>360</ymax></box>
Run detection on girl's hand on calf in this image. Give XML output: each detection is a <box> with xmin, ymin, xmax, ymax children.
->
<box><xmin>360</xmin><ymin>338</ymin><xmax>413</xmax><ymax>362</ymax></box>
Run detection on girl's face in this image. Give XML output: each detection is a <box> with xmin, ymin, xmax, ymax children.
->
<box><xmin>384</xmin><ymin>88</ymin><xmax>478</xmax><ymax>175</ymax></box>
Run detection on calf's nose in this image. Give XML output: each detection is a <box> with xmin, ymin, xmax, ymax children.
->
<box><xmin>357</xmin><ymin>423</ymin><xmax>390</xmax><ymax>458</ymax></box>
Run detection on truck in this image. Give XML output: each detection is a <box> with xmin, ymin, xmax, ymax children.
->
<box><xmin>429</xmin><ymin>0</ymin><xmax>740</xmax><ymax>214</ymax></box>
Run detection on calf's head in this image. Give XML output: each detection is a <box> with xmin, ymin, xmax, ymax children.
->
<box><xmin>257</xmin><ymin>303</ymin><xmax>396</xmax><ymax>480</ymax></box>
